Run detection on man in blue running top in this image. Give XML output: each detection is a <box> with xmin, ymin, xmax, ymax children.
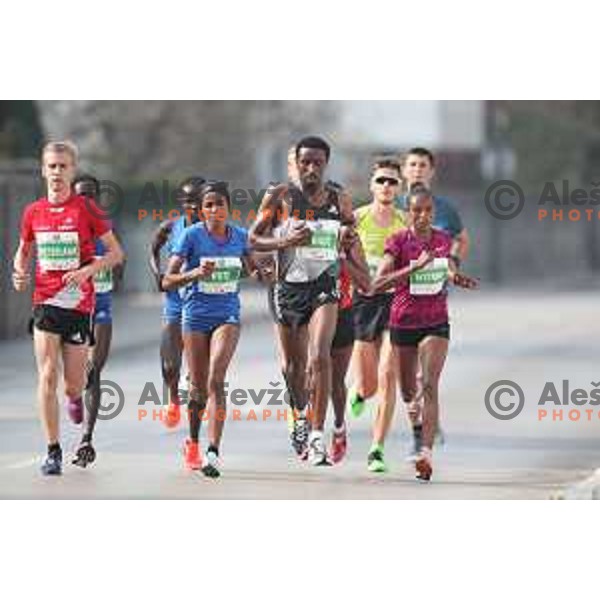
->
<box><xmin>72</xmin><ymin>174</ymin><xmax>125</xmax><ymax>467</ymax></box>
<box><xmin>163</xmin><ymin>180</ymin><xmax>259</xmax><ymax>478</ymax></box>
<box><xmin>149</xmin><ymin>176</ymin><xmax>205</xmax><ymax>428</ymax></box>
<box><xmin>397</xmin><ymin>147</ymin><xmax>469</xmax><ymax>262</ymax></box>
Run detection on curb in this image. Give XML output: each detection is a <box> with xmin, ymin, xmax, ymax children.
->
<box><xmin>551</xmin><ymin>469</ymin><xmax>600</xmax><ymax>500</ymax></box>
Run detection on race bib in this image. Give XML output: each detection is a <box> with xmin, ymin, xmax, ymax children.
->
<box><xmin>198</xmin><ymin>257</ymin><xmax>242</xmax><ymax>294</ymax></box>
<box><xmin>36</xmin><ymin>231</ymin><xmax>80</xmax><ymax>271</ymax></box>
<box><xmin>409</xmin><ymin>258</ymin><xmax>449</xmax><ymax>295</ymax></box>
<box><xmin>297</xmin><ymin>219</ymin><xmax>340</xmax><ymax>262</ymax></box>
<box><xmin>93</xmin><ymin>256</ymin><xmax>113</xmax><ymax>294</ymax></box>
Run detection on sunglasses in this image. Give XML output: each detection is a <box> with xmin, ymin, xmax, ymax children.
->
<box><xmin>374</xmin><ymin>176</ymin><xmax>399</xmax><ymax>186</ymax></box>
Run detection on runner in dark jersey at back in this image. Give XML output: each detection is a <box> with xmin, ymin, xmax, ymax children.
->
<box><xmin>149</xmin><ymin>176</ymin><xmax>205</xmax><ymax>428</ymax></box>
<box><xmin>71</xmin><ymin>174</ymin><xmax>125</xmax><ymax>467</ymax></box>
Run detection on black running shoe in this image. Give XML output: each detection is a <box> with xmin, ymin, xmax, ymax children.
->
<box><xmin>290</xmin><ymin>414</ymin><xmax>310</xmax><ymax>460</ymax></box>
<box><xmin>41</xmin><ymin>448</ymin><xmax>63</xmax><ymax>476</ymax></box>
<box><xmin>72</xmin><ymin>442</ymin><xmax>96</xmax><ymax>468</ymax></box>
<box><xmin>201</xmin><ymin>449</ymin><xmax>221</xmax><ymax>478</ymax></box>
<box><xmin>307</xmin><ymin>435</ymin><xmax>332</xmax><ymax>467</ymax></box>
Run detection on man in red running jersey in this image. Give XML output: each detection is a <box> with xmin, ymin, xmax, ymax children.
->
<box><xmin>12</xmin><ymin>141</ymin><xmax>125</xmax><ymax>476</ymax></box>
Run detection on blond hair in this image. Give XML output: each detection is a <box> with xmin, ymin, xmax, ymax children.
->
<box><xmin>41</xmin><ymin>140</ymin><xmax>79</xmax><ymax>165</ymax></box>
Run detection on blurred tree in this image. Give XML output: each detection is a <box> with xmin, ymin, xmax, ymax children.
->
<box><xmin>37</xmin><ymin>100</ymin><xmax>337</xmax><ymax>188</ymax></box>
<box><xmin>0</xmin><ymin>101</ymin><xmax>44</xmax><ymax>159</ymax></box>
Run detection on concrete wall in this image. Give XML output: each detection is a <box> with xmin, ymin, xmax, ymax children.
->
<box><xmin>0</xmin><ymin>162</ymin><xmax>41</xmax><ymax>339</ymax></box>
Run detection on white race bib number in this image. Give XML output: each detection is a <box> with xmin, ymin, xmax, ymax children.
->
<box><xmin>198</xmin><ymin>257</ymin><xmax>242</xmax><ymax>294</ymax></box>
<box><xmin>93</xmin><ymin>256</ymin><xmax>113</xmax><ymax>293</ymax></box>
<box><xmin>36</xmin><ymin>231</ymin><xmax>80</xmax><ymax>271</ymax></box>
<box><xmin>409</xmin><ymin>258</ymin><xmax>448</xmax><ymax>295</ymax></box>
<box><xmin>297</xmin><ymin>219</ymin><xmax>340</xmax><ymax>262</ymax></box>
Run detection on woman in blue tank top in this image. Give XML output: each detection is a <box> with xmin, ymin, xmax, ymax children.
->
<box><xmin>163</xmin><ymin>181</ymin><xmax>257</xmax><ymax>478</ymax></box>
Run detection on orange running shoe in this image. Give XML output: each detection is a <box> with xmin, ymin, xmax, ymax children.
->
<box><xmin>165</xmin><ymin>398</ymin><xmax>181</xmax><ymax>429</ymax></box>
<box><xmin>183</xmin><ymin>439</ymin><xmax>202</xmax><ymax>470</ymax></box>
<box><xmin>415</xmin><ymin>447</ymin><xmax>433</xmax><ymax>482</ymax></box>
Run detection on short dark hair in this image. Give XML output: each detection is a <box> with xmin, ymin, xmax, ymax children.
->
<box><xmin>406</xmin><ymin>187</ymin><xmax>434</xmax><ymax>208</ymax></box>
<box><xmin>73</xmin><ymin>173</ymin><xmax>100</xmax><ymax>197</ymax></box>
<box><xmin>200</xmin><ymin>180</ymin><xmax>231</xmax><ymax>206</ymax></box>
<box><xmin>370</xmin><ymin>157</ymin><xmax>401</xmax><ymax>177</ymax></box>
<box><xmin>402</xmin><ymin>147</ymin><xmax>435</xmax><ymax>167</ymax></box>
<box><xmin>176</xmin><ymin>175</ymin><xmax>206</xmax><ymax>204</ymax></box>
<box><xmin>295</xmin><ymin>136</ymin><xmax>331</xmax><ymax>162</ymax></box>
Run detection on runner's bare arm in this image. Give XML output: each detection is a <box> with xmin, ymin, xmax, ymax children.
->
<box><xmin>63</xmin><ymin>231</ymin><xmax>125</xmax><ymax>287</ymax></box>
<box><xmin>162</xmin><ymin>255</ymin><xmax>215</xmax><ymax>291</ymax></box>
<box><xmin>240</xmin><ymin>254</ymin><xmax>258</xmax><ymax>279</ymax></box>
<box><xmin>343</xmin><ymin>230</ymin><xmax>371</xmax><ymax>293</ymax></box>
<box><xmin>248</xmin><ymin>183</ymin><xmax>285</xmax><ymax>251</ymax></box>
<box><xmin>112</xmin><ymin>231</ymin><xmax>126</xmax><ymax>292</ymax></box>
<box><xmin>452</xmin><ymin>228</ymin><xmax>470</xmax><ymax>262</ymax></box>
<box><xmin>149</xmin><ymin>220</ymin><xmax>174</xmax><ymax>291</ymax></box>
<box><xmin>248</xmin><ymin>183</ymin><xmax>311</xmax><ymax>251</ymax></box>
<box><xmin>251</xmin><ymin>252</ymin><xmax>276</xmax><ymax>284</ymax></box>
<box><xmin>339</xmin><ymin>188</ymin><xmax>355</xmax><ymax>225</ymax></box>
<box><xmin>12</xmin><ymin>240</ymin><xmax>33</xmax><ymax>291</ymax></box>
<box><xmin>371</xmin><ymin>251</ymin><xmax>432</xmax><ymax>294</ymax></box>
<box><xmin>448</xmin><ymin>256</ymin><xmax>478</xmax><ymax>289</ymax></box>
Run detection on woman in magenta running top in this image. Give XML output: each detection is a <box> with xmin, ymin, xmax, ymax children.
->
<box><xmin>372</xmin><ymin>189</ymin><xmax>477</xmax><ymax>481</ymax></box>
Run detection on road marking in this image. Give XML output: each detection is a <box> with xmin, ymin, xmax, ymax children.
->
<box><xmin>5</xmin><ymin>458</ymin><xmax>39</xmax><ymax>470</ymax></box>
<box><xmin>1</xmin><ymin>438</ymin><xmax>122</xmax><ymax>471</ymax></box>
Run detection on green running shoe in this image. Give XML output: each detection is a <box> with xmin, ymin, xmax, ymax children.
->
<box><xmin>348</xmin><ymin>388</ymin><xmax>366</xmax><ymax>419</ymax></box>
<box><xmin>367</xmin><ymin>443</ymin><xmax>388</xmax><ymax>473</ymax></box>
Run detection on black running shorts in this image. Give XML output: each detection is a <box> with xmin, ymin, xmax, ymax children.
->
<box><xmin>332</xmin><ymin>307</ymin><xmax>355</xmax><ymax>350</ymax></box>
<box><xmin>269</xmin><ymin>272</ymin><xmax>339</xmax><ymax>328</ymax></box>
<box><xmin>30</xmin><ymin>305</ymin><xmax>95</xmax><ymax>346</ymax></box>
<box><xmin>352</xmin><ymin>292</ymin><xmax>393</xmax><ymax>342</ymax></box>
<box><xmin>390</xmin><ymin>322</ymin><xmax>450</xmax><ymax>347</ymax></box>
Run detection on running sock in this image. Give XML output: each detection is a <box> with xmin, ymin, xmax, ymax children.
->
<box><xmin>48</xmin><ymin>442</ymin><xmax>61</xmax><ymax>455</ymax></box>
<box><xmin>207</xmin><ymin>445</ymin><xmax>219</xmax><ymax>457</ymax></box>
<box><xmin>412</xmin><ymin>423</ymin><xmax>423</xmax><ymax>441</ymax></box>
<box><xmin>188</xmin><ymin>400</ymin><xmax>202</xmax><ymax>443</ymax></box>
<box><xmin>350</xmin><ymin>388</ymin><xmax>365</xmax><ymax>402</ymax></box>
<box><xmin>333</xmin><ymin>422</ymin><xmax>346</xmax><ymax>435</ymax></box>
<box><xmin>309</xmin><ymin>430</ymin><xmax>323</xmax><ymax>443</ymax></box>
<box><xmin>369</xmin><ymin>442</ymin><xmax>384</xmax><ymax>454</ymax></box>
<box><xmin>81</xmin><ymin>433</ymin><xmax>92</xmax><ymax>444</ymax></box>
<box><xmin>296</xmin><ymin>406</ymin><xmax>308</xmax><ymax>419</ymax></box>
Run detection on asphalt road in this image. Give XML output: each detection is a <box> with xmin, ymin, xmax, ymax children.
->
<box><xmin>1</xmin><ymin>283</ymin><xmax>599</xmax><ymax>499</ymax></box>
